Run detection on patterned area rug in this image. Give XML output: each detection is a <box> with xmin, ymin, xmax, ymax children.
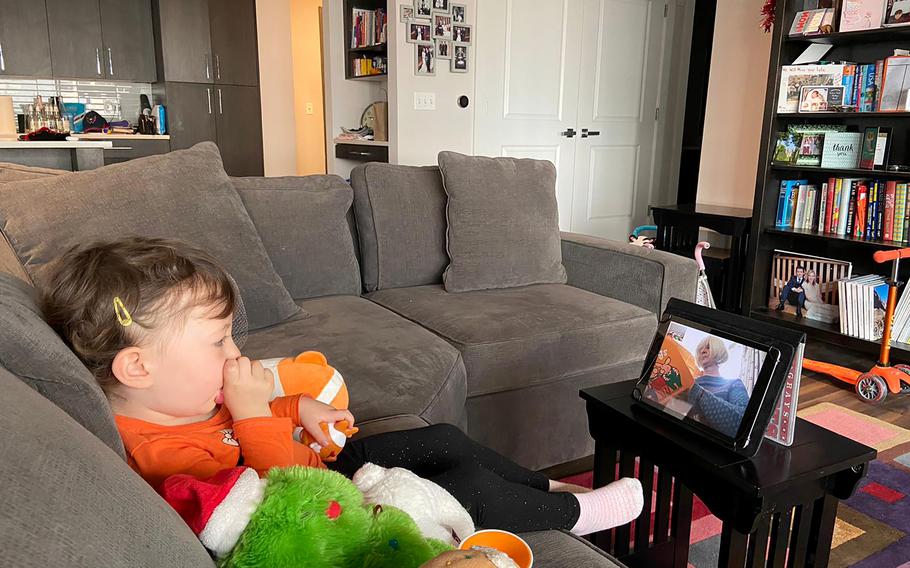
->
<box><xmin>561</xmin><ymin>402</ymin><xmax>910</xmax><ymax>567</ymax></box>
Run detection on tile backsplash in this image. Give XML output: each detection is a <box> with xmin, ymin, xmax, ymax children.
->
<box><xmin>0</xmin><ymin>78</ymin><xmax>153</xmax><ymax>123</ymax></box>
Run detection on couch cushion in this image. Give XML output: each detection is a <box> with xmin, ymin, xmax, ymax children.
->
<box><xmin>0</xmin><ymin>364</ymin><xmax>215</xmax><ymax>568</ymax></box>
<box><xmin>0</xmin><ymin>272</ymin><xmax>124</xmax><ymax>456</ymax></box>
<box><xmin>0</xmin><ymin>142</ymin><xmax>299</xmax><ymax>331</ymax></box>
<box><xmin>438</xmin><ymin>151</ymin><xmax>567</xmax><ymax>292</ymax></box>
<box><xmin>350</xmin><ymin>163</ymin><xmax>448</xmax><ymax>291</ymax></box>
<box><xmin>368</xmin><ymin>284</ymin><xmax>656</xmax><ymax>396</ymax></box>
<box><xmin>233</xmin><ymin>175</ymin><xmax>362</xmax><ymax>299</ymax></box>
<box><xmin>240</xmin><ymin>295</ymin><xmax>466</xmax><ymax>426</ymax></box>
<box><xmin>0</xmin><ymin>160</ymin><xmax>66</xmax><ymax>182</ymax></box>
<box><xmin>520</xmin><ymin>530</ymin><xmax>627</xmax><ymax>567</ymax></box>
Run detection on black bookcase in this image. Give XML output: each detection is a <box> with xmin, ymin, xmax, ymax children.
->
<box><xmin>343</xmin><ymin>0</ymin><xmax>387</xmax><ymax>80</ymax></box>
<box><xmin>745</xmin><ymin>0</ymin><xmax>910</xmax><ymax>357</ymax></box>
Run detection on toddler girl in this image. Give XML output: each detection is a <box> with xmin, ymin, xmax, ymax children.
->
<box><xmin>43</xmin><ymin>236</ymin><xmax>642</xmax><ymax>535</ymax></box>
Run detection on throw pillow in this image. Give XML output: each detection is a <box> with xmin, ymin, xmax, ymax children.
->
<box><xmin>437</xmin><ymin>151</ymin><xmax>567</xmax><ymax>292</ymax></box>
<box><xmin>0</xmin><ymin>142</ymin><xmax>300</xmax><ymax>330</ymax></box>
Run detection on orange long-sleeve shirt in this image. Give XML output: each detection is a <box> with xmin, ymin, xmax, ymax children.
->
<box><xmin>115</xmin><ymin>395</ymin><xmax>325</xmax><ymax>489</ymax></box>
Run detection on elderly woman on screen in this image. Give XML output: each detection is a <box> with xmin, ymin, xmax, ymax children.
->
<box><xmin>687</xmin><ymin>336</ymin><xmax>749</xmax><ymax>438</ymax></box>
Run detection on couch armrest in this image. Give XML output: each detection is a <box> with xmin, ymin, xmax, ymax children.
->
<box><xmin>561</xmin><ymin>232</ymin><xmax>698</xmax><ymax>315</ymax></box>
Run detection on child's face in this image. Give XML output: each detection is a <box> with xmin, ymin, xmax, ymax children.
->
<box><xmin>141</xmin><ymin>304</ymin><xmax>241</xmax><ymax>419</ymax></box>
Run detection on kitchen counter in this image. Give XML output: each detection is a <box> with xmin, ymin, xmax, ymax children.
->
<box><xmin>0</xmin><ymin>139</ymin><xmax>112</xmax><ymax>171</ymax></box>
<box><xmin>0</xmin><ymin>140</ymin><xmax>113</xmax><ymax>149</ymax></box>
<box><xmin>69</xmin><ymin>134</ymin><xmax>170</xmax><ymax>140</ymax></box>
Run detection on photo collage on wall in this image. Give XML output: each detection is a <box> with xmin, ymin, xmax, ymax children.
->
<box><xmin>403</xmin><ymin>0</ymin><xmax>471</xmax><ymax>75</ymax></box>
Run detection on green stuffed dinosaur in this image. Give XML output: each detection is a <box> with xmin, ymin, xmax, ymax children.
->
<box><xmin>158</xmin><ymin>465</ymin><xmax>452</xmax><ymax>568</ymax></box>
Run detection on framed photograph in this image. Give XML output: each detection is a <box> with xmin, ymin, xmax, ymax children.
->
<box><xmin>452</xmin><ymin>23</ymin><xmax>472</xmax><ymax>43</ymax></box>
<box><xmin>435</xmin><ymin>39</ymin><xmax>452</xmax><ymax>59</ymax></box>
<box><xmin>884</xmin><ymin>0</ymin><xmax>910</xmax><ymax>26</ymax></box>
<box><xmin>451</xmin><ymin>44</ymin><xmax>468</xmax><ymax>73</ymax></box>
<box><xmin>433</xmin><ymin>11</ymin><xmax>453</xmax><ymax>39</ymax></box>
<box><xmin>798</xmin><ymin>85</ymin><xmax>844</xmax><ymax>112</ymax></box>
<box><xmin>452</xmin><ymin>3</ymin><xmax>466</xmax><ymax>22</ymax></box>
<box><xmin>407</xmin><ymin>20</ymin><xmax>432</xmax><ymax>43</ymax></box>
<box><xmin>400</xmin><ymin>4</ymin><xmax>415</xmax><ymax>22</ymax></box>
<box><xmin>874</xmin><ymin>126</ymin><xmax>893</xmax><ymax>169</ymax></box>
<box><xmin>772</xmin><ymin>131</ymin><xmax>803</xmax><ymax>165</ymax></box>
<box><xmin>416</xmin><ymin>43</ymin><xmax>436</xmax><ymax>76</ymax></box>
<box><xmin>432</xmin><ymin>0</ymin><xmax>450</xmax><ymax>12</ymax></box>
<box><xmin>414</xmin><ymin>0</ymin><xmax>432</xmax><ymax>18</ymax></box>
<box><xmin>769</xmin><ymin>250</ymin><xmax>851</xmax><ymax>323</ymax></box>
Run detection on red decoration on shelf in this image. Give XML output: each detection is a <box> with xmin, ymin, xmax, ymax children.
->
<box><xmin>762</xmin><ymin>0</ymin><xmax>776</xmax><ymax>32</ymax></box>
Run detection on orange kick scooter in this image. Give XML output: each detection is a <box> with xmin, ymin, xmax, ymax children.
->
<box><xmin>802</xmin><ymin>247</ymin><xmax>910</xmax><ymax>404</ymax></box>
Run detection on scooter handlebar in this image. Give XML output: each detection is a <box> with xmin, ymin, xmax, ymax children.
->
<box><xmin>873</xmin><ymin>248</ymin><xmax>910</xmax><ymax>263</ymax></box>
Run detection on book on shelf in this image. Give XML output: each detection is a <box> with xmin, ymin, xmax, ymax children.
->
<box><xmin>790</xmin><ymin>8</ymin><xmax>836</xmax><ymax>36</ymax></box>
<box><xmin>764</xmin><ymin>340</ymin><xmax>804</xmax><ymax>447</ymax></box>
<box><xmin>775</xmin><ymin>177</ymin><xmax>910</xmax><ymax>243</ymax></box>
<box><xmin>351</xmin><ymin>55</ymin><xmax>387</xmax><ymax>77</ymax></box>
<box><xmin>840</xmin><ymin>0</ymin><xmax>886</xmax><ymax>32</ymax></box>
<box><xmin>769</xmin><ymin>250</ymin><xmax>851</xmax><ymax>324</ymax></box>
<box><xmin>350</xmin><ymin>7</ymin><xmax>387</xmax><ymax>49</ymax></box>
<box><xmin>779</xmin><ymin>56</ymin><xmax>910</xmax><ymax>113</ymax></box>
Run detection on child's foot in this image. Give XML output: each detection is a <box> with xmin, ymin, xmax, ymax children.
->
<box><xmin>548</xmin><ymin>479</ymin><xmax>592</xmax><ymax>493</ymax></box>
<box><xmin>570</xmin><ymin>477</ymin><xmax>643</xmax><ymax>536</ymax></box>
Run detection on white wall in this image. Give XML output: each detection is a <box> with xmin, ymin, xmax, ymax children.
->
<box><xmin>696</xmin><ymin>0</ymin><xmax>771</xmax><ymax>208</ymax></box>
<box><xmin>388</xmin><ymin>0</ymin><xmax>476</xmax><ymax>165</ymax></box>
<box><xmin>256</xmin><ymin>0</ymin><xmax>299</xmax><ymax>176</ymax></box>
<box><xmin>322</xmin><ymin>0</ymin><xmax>386</xmax><ymax>177</ymax></box>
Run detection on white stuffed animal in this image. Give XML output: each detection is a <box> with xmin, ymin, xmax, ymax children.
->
<box><xmin>353</xmin><ymin>462</ymin><xmax>475</xmax><ymax>546</ymax></box>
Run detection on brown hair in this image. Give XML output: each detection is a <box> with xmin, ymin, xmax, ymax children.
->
<box><xmin>42</xmin><ymin>236</ymin><xmax>236</xmax><ymax>392</ymax></box>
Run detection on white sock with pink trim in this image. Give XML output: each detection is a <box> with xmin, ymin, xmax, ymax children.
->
<box><xmin>570</xmin><ymin>477</ymin><xmax>643</xmax><ymax>536</ymax></box>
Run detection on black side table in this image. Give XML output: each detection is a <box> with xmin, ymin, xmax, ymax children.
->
<box><xmin>582</xmin><ymin>381</ymin><xmax>876</xmax><ymax>568</ymax></box>
<box><xmin>649</xmin><ymin>204</ymin><xmax>752</xmax><ymax>314</ymax></box>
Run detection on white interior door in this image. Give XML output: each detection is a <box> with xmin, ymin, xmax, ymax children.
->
<box><xmin>570</xmin><ymin>0</ymin><xmax>669</xmax><ymax>240</ymax></box>
<box><xmin>473</xmin><ymin>0</ymin><xmax>584</xmax><ymax>230</ymax></box>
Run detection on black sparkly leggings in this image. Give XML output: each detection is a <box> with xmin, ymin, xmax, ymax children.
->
<box><xmin>328</xmin><ymin>423</ymin><xmax>580</xmax><ymax>532</ymax></box>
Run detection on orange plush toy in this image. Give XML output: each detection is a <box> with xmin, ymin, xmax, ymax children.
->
<box><xmin>259</xmin><ymin>351</ymin><xmax>359</xmax><ymax>461</ymax></box>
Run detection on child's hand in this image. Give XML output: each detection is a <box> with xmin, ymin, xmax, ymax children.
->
<box><xmin>297</xmin><ymin>397</ymin><xmax>356</xmax><ymax>447</ymax></box>
<box><xmin>223</xmin><ymin>357</ymin><xmax>274</xmax><ymax>421</ymax></box>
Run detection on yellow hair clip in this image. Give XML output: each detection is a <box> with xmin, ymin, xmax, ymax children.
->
<box><xmin>113</xmin><ymin>296</ymin><xmax>133</xmax><ymax>327</ymax></box>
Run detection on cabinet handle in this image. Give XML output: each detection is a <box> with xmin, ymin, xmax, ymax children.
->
<box><xmin>96</xmin><ymin>47</ymin><xmax>102</xmax><ymax>76</ymax></box>
<box><xmin>204</xmin><ymin>53</ymin><xmax>211</xmax><ymax>79</ymax></box>
<box><xmin>217</xmin><ymin>88</ymin><xmax>223</xmax><ymax>114</ymax></box>
<box><xmin>352</xmin><ymin>151</ymin><xmax>371</xmax><ymax>156</ymax></box>
<box><xmin>107</xmin><ymin>47</ymin><xmax>114</xmax><ymax>76</ymax></box>
<box><xmin>206</xmin><ymin>88</ymin><xmax>212</xmax><ymax>114</ymax></box>
<box><xmin>215</xmin><ymin>54</ymin><xmax>221</xmax><ymax>79</ymax></box>
<box><xmin>0</xmin><ymin>41</ymin><xmax>5</xmax><ymax>72</ymax></box>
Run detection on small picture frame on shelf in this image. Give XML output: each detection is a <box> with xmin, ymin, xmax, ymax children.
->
<box><xmin>451</xmin><ymin>44</ymin><xmax>468</xmax><ymax>73</ymax></box>
<box><xmin>798</xmin><ymin>85</ymin><xmax>844</xmax><ymax>112</ymax></box>
<box><xmin>773</xmin><ymin>132</ymin><xmax>803</xmax><ymax>165</ymax></box>
<box><xmin>452</xmin><ymin>3</ymin><xmax>466</xmax><ymax>22</ymax></box>
<box><xmin>820</xmin><ymin>131</ymin><xmax>862</xmax><ymax>168</ymax></box>
<box><xmin>416</xmin><ymin>42</ymin><xmax>436</xmax><ymax>76</ymax></box>
<box><xmin>432</xmin><ymin>0</ymin><xmax>450</xmax><ymax>12</ymax></box>
<box><xmin>433</xmin><ymin>11</ymin><xmax>453</xmax><ymax>39</ymax></box>
<box><xmin>435</xmin><ymin>39</ymin><xmax>452</xmax><ymax>59</ymax></box>
<box><xmin>414</xmin><ymin>0</ymin><xmax>432</xmax><ymax>18</ymax></box>
<box><xmin>452</xmin><ymin>23</ymin><xmax>472</xmax><ymax>43</ymax></box>
<box><xmin>796</xmin><ymin>133</ymin><xmax>824</xmax><ymax>166</ymax></box>
<box><xmin>874</xmin><ymin>126</ymin><xmax>893</xmax><ymax>169</ymax></box>
<box><xmin>408</xmin><ymin>20</ymin><xmax>432</xmax><ymax>43</ymax></box>
<box><xmin>884</xmin><ymin>0</ymin><xmax>910</xmax><ymax>26</ymax></box>
<box><xmin>859</xmin><ymin>126</ymin><xmax>879</xmax><ymax>169</ymax></box>
<box><xmin>400</xmin><ymin>4</ymin><xmax>415</xmax><ymax>22</ymax></box>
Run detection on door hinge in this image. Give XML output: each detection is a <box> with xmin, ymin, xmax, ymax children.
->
<box><xmin>664</xmin><ymin>3</ymin><xmax>668</xmax><ymax>17</ymax></box>
<box><xmin>655</xmin><ymin>107</ymin><xmax>660</xmax><ymax>121</ymax></box>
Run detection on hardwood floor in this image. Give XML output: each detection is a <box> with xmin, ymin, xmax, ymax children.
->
<box><xmin>802</xmin><ymin>340</ymin><xmax>910</xmax><ymax>428</ymax></box>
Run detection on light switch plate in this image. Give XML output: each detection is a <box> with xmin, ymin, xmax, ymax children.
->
<box><xmin>414</xmin><ymin>92</ymin><xmax>436</xmax><ymax>110</ymax></box>
<box><xmin>305</xmin><ymin>102</ymin><xmax>314</xmax><ymax>115</ymax></box>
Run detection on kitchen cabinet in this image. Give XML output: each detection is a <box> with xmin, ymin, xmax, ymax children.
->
<box><xmin>0</xmin><ymin>0</ymin><xmax>53</xmax><ymax>77</ymax></box>
<box><xmin>209</xmin><ymin>0</ymin><xmax>259</xmax><ymax>86</ymax></box>
<box><xmin>99</xmin><ymin>0</ymin><xmax>156</xmax><ymax>82</ymax></box>
<box><xmin>214</xmin><ymin>85</ymin><xmax>263</xmax><ymax>176</ymax></box>
<box><xmin>161</xmin><ymin>82</ymin><xmax>216</xmax><ymax>151</ymax></box>
<box><xmin>155</xmin><ymin>0</ymin><xmax>213</xmax><ymax>83</ymax></box>
<box><xmin>46</xmin><ymin>0</ymin><xmax>104</xmax><ymax>79</ymax></box>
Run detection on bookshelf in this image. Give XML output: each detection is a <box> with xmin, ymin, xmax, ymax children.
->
<box><xmin>342</xmin><ymin>0</ymin><xmax>388</xmax><ymax>80</ymax></box>
<box><xmin>745</xmin><ymin>0</ymin><xmax>910</xmax><ymax>358</ymax></box>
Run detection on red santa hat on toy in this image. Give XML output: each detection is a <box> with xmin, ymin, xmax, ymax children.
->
<box><xmin>158</xmin><ymin>467</ymin><xmax>267</xmax><ymax>558</ymax></box>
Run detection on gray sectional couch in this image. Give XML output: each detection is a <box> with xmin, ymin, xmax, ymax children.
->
<box><xmin>0</xmin><ymin>143</ymin><xmax>697</xmax><ymax>567</ymax></box>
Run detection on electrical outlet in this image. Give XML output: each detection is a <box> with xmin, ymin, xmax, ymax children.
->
<box><xmin>414</xmin><ymin>92</ymin><xmax>436</xmax><ymax>110</ymax></box>
<box><xmin>305</xmin><ymin>102</ymin><xmax>314</xmax><ymax>115</ymax></box>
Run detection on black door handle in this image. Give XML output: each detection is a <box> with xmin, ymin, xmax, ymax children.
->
<box><xmin>560</xmin><ymin>128</ymin><xmax>576</xmax><ymax>138</ymax></box>
<box><xmin>581</xmin><ymin>129</ymin><xmax>601</xmax><ymax>138</ymax></box>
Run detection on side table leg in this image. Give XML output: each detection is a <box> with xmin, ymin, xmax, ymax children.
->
<box><xmin>591</xmin><ymin>440</ymin><xmax>618</xmax><ymax>553</ymax></box>
<box><xmin>718</xmin><ymin>523</ymin><xmax>748</xmax><ymax>568</ymax></box>
<box><xmin>787</xmin><ymin>501</ymin><xmax>814</xmax><ymax>568</ymax></box>
<box><xmin>805</xmin><ymin>494</ymin><xmax>838</xmax><ymax>567</ymax></box>
<box><xmin>670</xmin><ymin>480</ymin><xmax>693</xmax><ymax>568</ymax></box>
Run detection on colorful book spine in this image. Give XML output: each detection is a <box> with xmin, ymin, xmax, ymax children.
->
<box><xmin>864</xmin><ymin>181</ymin><xmax>874</xmax><ymax>238</ymax></box>
<box><xmin>895</xmin><ymin>183</ymin><xmax>907</xmax><ymax>242</ymax></box>
<box><xmin>904</xmin><ymin>184</ymin><xmax>910</xmax><ymax>242</ymax></box>
<box><xmin>776</xmin><ymin>181</ymin><xmax>789</xmax><ymax>227</ymax></box>
<box><xmin>885</xmin><ymin>181</ymin><xmax>897</xmax><ymax>241</ymax></box>
<box><xmin>819</xmin><ymin>182</ymin><xmax>829</xmax><ymax>232</ymax></box>
<box><xmin>788</xmin><ymin>182</ymin><xmax>800</xmax><ymax>227</ymax></box>
<box><xmin>876</xmin><ymin>180</ymin><xmax>885</xmax><ymax>239</ymax></box>
<box><xmin>846</xmin><ymin>181</ymin><xmax>859</xmax><ymax>236</ymax></box>
<box><xmin>875</xmin><ymin>59</ymin><xmax>885</xmax><ymax>109</ymax></box>
<box><xmin>843</xmin><ymin>64</ymin><xmax>856</xmax><ymax>106</ymax></box>
<box><xmin>855</xmin><ymin>182</ymin><xmax>868</xmax><ymax>238</ymax></box>
<box><xmin>838</xmin><ymin>179</ymin><xmax>852</xmax><ymax>235</ymax></box>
